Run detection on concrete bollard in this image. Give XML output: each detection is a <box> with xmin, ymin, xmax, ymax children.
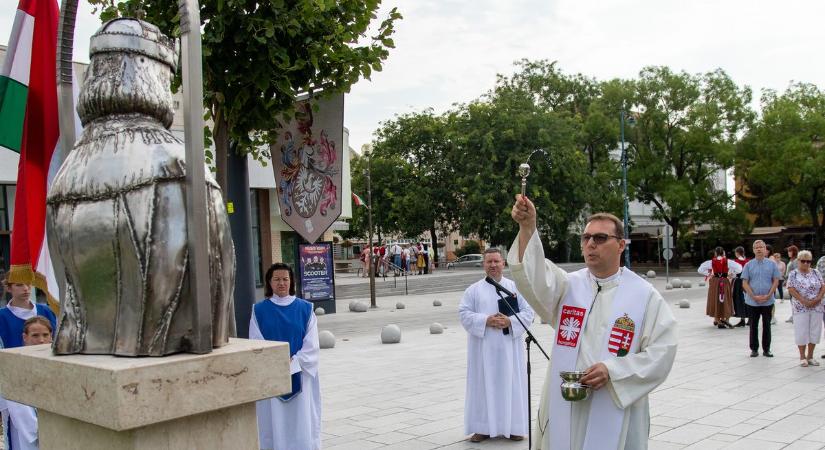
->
<box><xmin>314</xmin><ymin>307</ymin><xmax>325</xmax><ymax>316</ymax></box>
<box><xmin>396</xmin><ymin>302</ymin><xmax>406</xmax><ymax>309</ymax></box>
<box><xmin>679</xmin><ymin>299</ymin><xmax>690</xmax><ymax>309</ymax></box>
<box><xmin>381</xmin><ymin>324</ymin><xmax>402</xmax><ymax>344</ymax></box>
<box><xmin>665</xmin><ymin>283</ymin><xmax>673</xmax><ymax>290</ymax></box>
<box><xmin>352</xmin><ymin>302</ymin><xmax>368</xmax><ymax>313</ymax></box>
<box><xmin>433</xmin><ymin>299</ymin><xmax>442</xmax><ymax>307</ymax></box>
<box><xmin>319</xmin><ymin>330</ymin><xmax>335</xmax><ymax>348</ymax></box>
<box><xmin>429</xmin><ymin>323</ymin><xmax>444</xmax><ymax>334</ymax></box>
<box><xmin>671</xmin><ymin>279</ymin><xmax>682</xmax><ymax>288</ymax></box>
<box><xmin>646</xmin><ymin>270</ymin><xmax>657</xmax><ymax>278</ymax></box>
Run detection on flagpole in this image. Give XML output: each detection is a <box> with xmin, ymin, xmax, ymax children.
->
<box><xmin>179</xmin><ymin>0</ymin><xmax>213</xmax><ymax>353</ymax></box>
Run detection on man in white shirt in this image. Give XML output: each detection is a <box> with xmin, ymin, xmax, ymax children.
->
<box><xmin>459</xmin><ymin>249</ymin><xmax>535</xmax><ymax>443</ymax></box>
<box><xmin>509</xmin><ymin>195</ymin><xmax>677</xmax><ymax>450</ymax></box>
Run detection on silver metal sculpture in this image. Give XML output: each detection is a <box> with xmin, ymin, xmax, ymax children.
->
<box><xmin>47</xmin><ymin>16</ymin><xmax>235</xmax><ymax>356</ymax></box>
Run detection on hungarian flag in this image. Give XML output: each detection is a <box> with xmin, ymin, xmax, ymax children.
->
<box><xmin>1</xmin><ymin>0</ymin><xmax>60</xmax><ymax>313</ymax></box>
<box><xmin>352</xmin><ymin>192</ymin><xmax>367</xmax><ymax>208</ymax></box>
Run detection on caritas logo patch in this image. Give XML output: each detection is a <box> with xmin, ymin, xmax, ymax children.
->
<box><xmin>556</xmin><ymin>305</ymin><xmax>586</xmax><ymax>348</ymax></box>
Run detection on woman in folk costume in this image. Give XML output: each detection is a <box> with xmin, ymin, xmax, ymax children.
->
<box><xmin>730</xmin><ymin>246</ymin><xmax>751</xmax><ymax>327</ymax></box>
<box><xmin>250</xmin><ymin>263</ymin><xmax>321</xmax><ymax>450</ymax></box>
<box><xmin>699</xmin><ymin>247</ymin><xmax>742</xmax><ymax>329</ymax></box>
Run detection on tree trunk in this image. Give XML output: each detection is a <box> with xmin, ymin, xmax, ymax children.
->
<box><xmin>214</xmin><ymin>112</ymin><xmax>229</xmax><ymax>194</ymax></box>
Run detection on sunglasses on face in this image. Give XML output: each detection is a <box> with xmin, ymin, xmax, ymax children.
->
<box><xmin>580</xmin><ymin>233</ymin><xmax>622</xmax><ymax>245</ymax></box>
<box><xmin>799</xmin><ymin>260</ymin><xmax>812</xmax><ymax>264</ymax></box>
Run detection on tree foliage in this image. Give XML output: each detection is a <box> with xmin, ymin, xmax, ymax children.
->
<box><xmin>89</xmin><ymin>0</ymin><xmax>401</xmax><ymax>189</ymax></box>
<box><xmin>738</xmin><ymin>83</ymin><xmax>825</xmax><ymax>253</ymax></box>
<box><xmin>627</xmin><ymin>67</ymin><xmax>753</xmax><ymax>265</ymax></box>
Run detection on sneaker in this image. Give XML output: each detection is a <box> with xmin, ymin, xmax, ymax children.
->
<box><xmin>785</xmin><ymin>317</ymin><xmax>793</xmax><ymax>323</ymax></box>
<box><xmin>801</xmin><ymin>359</ymin><xmax>809</xmax><ymax>367</ymax></box>
<box><xmin>808</xmin><ymin>359</ymin><xmax>820</xmax><ymax>366</ymax></box>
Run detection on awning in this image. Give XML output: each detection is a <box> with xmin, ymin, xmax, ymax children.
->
<box><xmin>750</xmin><ymin>226</ymin><xmax>786</xmax><ymax>236</ymax></box>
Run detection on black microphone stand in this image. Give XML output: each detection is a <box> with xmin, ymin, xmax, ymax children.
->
<box><xmin>494</xmin><ymin>287</ymin><xmax>549</xmax><ymax>450</ymax></box>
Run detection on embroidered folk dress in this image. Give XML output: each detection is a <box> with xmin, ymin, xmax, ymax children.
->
<box><xmin>507</xmin><ymin>230</ymin><xmax>677</xmax><ymax>450</ymax></box>
<box><xmin>459</xmin><ymin>277</ymin><xmax>535</xmax><ymax>438</ymax></box>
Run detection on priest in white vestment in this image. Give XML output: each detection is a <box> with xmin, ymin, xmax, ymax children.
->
<box><xmin>459</xmin><ymin>248</ymin><xmax>535</xmax><ymax>443</ymax></box>
<box><xmin>509</xmin><ymin>196</ymin><xmax>677</xmax><ymax>450</ymax></box>
<box><xmin>250</xmin><ymin>263</ymin><xmax>321</xmax><ymax>450</ymax></box>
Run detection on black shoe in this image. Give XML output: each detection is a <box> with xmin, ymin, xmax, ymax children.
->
<box><xmin>750</xmin><ymin>351</ymin><xmax>759</xmax><ymax>357</ymax></box>
<box><xmin>723</xmin><ymin>321</ymin><xmax>734</xmax><ymax>329</ymax></box>
<box><xmin>736</xmin><ymin>320</ymin><xmax>746</xmax><ymax>327</ymax></box>
<box><xmin>717</xmin><ymin>324</ymin><xmax>726</xmax><ymax>329</ymax></box>
<box><xmin>763</xmin><ymin>352</ymin><xmax>774</xmax><ymax>357</ymax></box>
<box><xmin>822</xmin><ymin>354</ymin><xmax>825</xmax><ymax>359</ymax></box>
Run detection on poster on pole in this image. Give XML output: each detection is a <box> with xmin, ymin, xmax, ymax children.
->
<box><xmin>271</xmin><ymin>94</ymin><xmax>344</xmax><ymax>243</ymax></box>
<box><xmin>297</xmin><ymin>242</ymin><xmax>336</xmax><ymax>313</ymax></box>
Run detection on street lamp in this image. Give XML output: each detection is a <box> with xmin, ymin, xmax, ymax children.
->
<box><xmin>362</xmin><ymin>144</ymin><xmax>377</xmax><ymax>308</ymax></box>
<box><xmin>620</xmin><ymin>111</ymin><xmax>635</xmax><ymax>269</ymax></box>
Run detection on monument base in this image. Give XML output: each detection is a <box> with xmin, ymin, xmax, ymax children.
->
<box><xmin>0</xmin><ymin>338</ymin><xmax>290</xmax><ymax>450</ymax></box>
<box><xmin>40</xmin><ymin>403</ymin><xmax>257</xmax><ymax>450</ymax></box>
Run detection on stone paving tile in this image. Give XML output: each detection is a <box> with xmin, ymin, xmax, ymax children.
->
<box><xmin>653</xmin><ymin>423</ymin><xmax>726</xmax><ymax>445</ymax></box>
<box><xmin>783</xmin><ymin>441</ymin><xmax>825</xmax><ymax>450</ymax></box>
<box><xmin>316</xmin><ymin>274</ymin><xmax>825</xmax><ymax>448</ymax></box>
<box><xmin>363</xmin><ymin>431</ymin><xmax>420</xmax><ymax>445</ymax></box>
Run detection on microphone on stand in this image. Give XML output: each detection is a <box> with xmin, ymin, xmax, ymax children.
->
<box><xmin>485</xmin><ymin>276</ymin><xmax>518</xmax><ymax>335</ymax></box>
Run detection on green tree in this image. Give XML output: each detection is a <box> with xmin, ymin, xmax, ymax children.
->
<box><xmin>738</xmin><ymin>83</ymin><xmax>825</xmax><ymax>253</ymax></box>
<box><xmin>370</xmin><ymin>110</ymin><xmax>459</xmax><ymax>264</ymax></box>
<box><xmin>345</xmin><ymin>153</ymin><xmax>412</xmax><ymax>243</ymax></box>
<box><xmin>500</xmin><ymin>60</ymin><xmax>625</xmax><ymax>214</ymax></box>
<box><xmin>449</xmin><ymin>85</ymin><xmax>592</xmax><ymax>256</ymax></box>
<box><xmin>91</xmin><ymin>0</ymin><xmax>401</xmax><ymax>190</ymax></box>
<box><xmin>627</xmin><ymin>67</ymin><xmax>753</xmax><ymax>266</ymax></box>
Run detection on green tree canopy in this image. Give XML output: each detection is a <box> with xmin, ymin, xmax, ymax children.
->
<box><xmin>627</xmin><ymin>66</ymin><xmax>753</xmax><ymax>265</ymax></box>
<box><xmin>738</xmin><ymin>83</ymin><xmax>825</xmax><ymax>252</ymax></box>
<box><xmin>91</xmin><ymin>0</ymin><xmax>401</xmax><ymax>190</ymax></box>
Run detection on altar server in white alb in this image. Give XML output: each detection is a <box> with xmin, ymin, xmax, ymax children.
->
<box><xmin>459</xmin><ymin>248</ymin><xmax>535</xmax><ymax>443</ymax></box>
<box><xmin>250</xmin><ymin>263</ymin><xmax>321</xmax><ymax>450</ymax></box>
<box><xmin>509</xmin><ymin>195</ymin><xmax>677</xmax><ymax>450</ymax></box>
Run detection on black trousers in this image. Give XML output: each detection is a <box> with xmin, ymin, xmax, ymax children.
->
<box><xmin>749</xmin><ymin>304</ymin><xmax>772</xmax><ymax>352</ymax></box>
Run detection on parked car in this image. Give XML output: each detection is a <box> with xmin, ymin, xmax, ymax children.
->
<box><xmin>446</xmin><ymin>254</ymin><xmax>483</xmax><ymax>268</ymax></box>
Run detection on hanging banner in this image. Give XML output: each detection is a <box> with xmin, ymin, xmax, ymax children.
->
<box><xmin>296</xmin><ymin>242</ymin><xmax>336</xmax><ymax>312</ymax></box>
<box><xmin>272</xmin><ymin>94</ymin><xmax>344</xmax><ymax>243</ymax></box>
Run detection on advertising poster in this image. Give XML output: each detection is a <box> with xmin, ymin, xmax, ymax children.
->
<box><xmin>297</xmin><ymin>242</ymin><xmax>336</xmax><ymax>312</ymax></box>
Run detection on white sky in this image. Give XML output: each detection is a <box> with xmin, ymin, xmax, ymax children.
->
<box><xmin>3</xmin><ymin>0</ymin><xmax>825</xmax><ymax>154</ymax></box>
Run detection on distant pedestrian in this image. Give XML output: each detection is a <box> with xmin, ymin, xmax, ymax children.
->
<box><xmin>731</xmin><ymin>246</ymin><xmax>750</xmax><ymax>327</ymax></box>
<box><xmin>784</xmin><ymin>246</ymin><xmax>800</xmax><ymax>324</ymax></box>
<box><xmin>742</xmin><ymin>240</ymin><xmax>781</xmax><ymax>358</ymax></box>
<box><xmin>359</xmin><ymin>247</ymin><xmax>370</xmax><ymax>278</ymax></box>
<box><xmin>786</xmin><ymin>250</ymin><xmax>824</xmax><ymax>367</ymax></box>
<box><xmin>700</xmin><ymin>247</ymin><xmax>742</xmax><ymax>329</ymax></box>
<box><xmin>422</xmin><ymin>243</ymin><xmax>430</xmax><ymax>274</ymax></box>
<box><xmin>772</xmin><ymin>253</ymin><xmax>787</xmax><ymax>301</ymax></box>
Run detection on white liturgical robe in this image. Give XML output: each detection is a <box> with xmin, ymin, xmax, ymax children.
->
<box><xmin>507</xmin><ymin>231</ymin><xmax>677</xmax><ymax>450</ymax></box>
<box><xmin>459</xmin><ymin>277</ymin><xmax>535</xmax><ymax>438</ymax></box>
<box><xmin>250</xmin><ymin>296</ymin><xmax>321</xmax><ymax>450</ymax></box>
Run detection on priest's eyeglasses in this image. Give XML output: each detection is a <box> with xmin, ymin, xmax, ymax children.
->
<box><xmin>580</xmin><ymin>233</ymin><xmax>622</xmax><ymax>245</ymax></box>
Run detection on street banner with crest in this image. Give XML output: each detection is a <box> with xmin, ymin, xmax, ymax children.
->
<box><xmin>271</xmin><ymin>94</ymin><xmax>344</xmax><ymax>244</ymax></box>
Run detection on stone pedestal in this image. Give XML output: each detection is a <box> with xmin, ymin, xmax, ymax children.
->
<box><xmin>0</xmin><ymin>338</ymin><xmax>290</xmax><ymax>450</ymax></box>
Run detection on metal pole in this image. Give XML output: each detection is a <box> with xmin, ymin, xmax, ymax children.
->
<box><xmin>621</xmin><ymin>111</ymin><xmax>631</xmax><ymax>269</ymax></box>
<box><xmin>366</xmin><ymin>156</ymin><xmax>376</xmax><ymax>308</ymax></box>
<box><xmin>179</xmin><ymin>0</ymin><xmax>213</xmax><ymax>352</ymax></box>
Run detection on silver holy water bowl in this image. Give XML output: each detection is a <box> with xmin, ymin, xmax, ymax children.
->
<box><xmin>560</xmin><ymin>371</ymin><xmax>590</xmax><ymax>402</ymax></box>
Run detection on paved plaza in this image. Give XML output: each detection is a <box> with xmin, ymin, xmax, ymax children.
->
<box><xmin>317</xmin><ymin>269</ymin><xmax>825</xmax><ymax>449</ymax></box>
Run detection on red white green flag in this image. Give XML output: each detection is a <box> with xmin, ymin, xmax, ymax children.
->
<box><xmin>1</xmin><ymin>0</ymin><xmax>60</xmax><ymax>313</ymax></box>
<box><xmin>352</xmin><ymin>192</ymin><xmax>367</xmax><ymax>208</ymax></box>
